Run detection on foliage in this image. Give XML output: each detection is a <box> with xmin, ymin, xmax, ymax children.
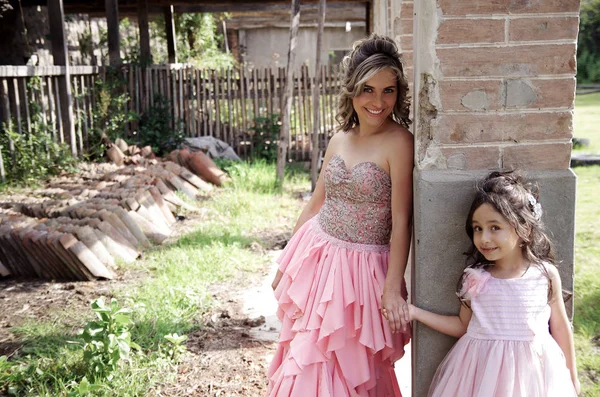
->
<box><xmin>79</xmin><ymin>297</ymin><xmax>140</xmax><ymax>380</ymax></box>
<box><xmin>578</xmin><ymin>0</ymin><xmax>600</xmax><ymax>83</ymax></box>
<box><xmin>119</xmin><ymin>18</ymin><xmax>142</xmax><ymax>65</ymax></box>
<box><xmin>160</xmin><ymin>333</ymin><xmax>188</xmax><ymax>361</ymax></box>
<box><xmin>175</xmin><ymin>13</ymin><xmax>236</xmax><ymax>69</ymax></box>
<box><xmin>137</xmin><ymin>94</ymin><xmax>184</xmax><ymax>156</ymax></box>
<box><xmin>0</xmin><ymin>78</ymin><xmax>77</xmax><ymax>186</ymax></box>
<box><xmin>0</xmin><ymin>162</ymin><xmax>310</xmax><ymax>395</ymax></box>
<box><xmin>250</xmin><ymin>114</ymin><xmax>281</xmax><ymax>163</ymax></box>
<box><xmin>88</xmin><ymin>72</ymin><xmax>137</xmax><ymax>160</ymax></box>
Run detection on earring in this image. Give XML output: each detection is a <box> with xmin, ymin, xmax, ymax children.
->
<box><xmin>519</xmin><ymin>242</ymin><xmax>525</xmax><ymax>248</ymax></box>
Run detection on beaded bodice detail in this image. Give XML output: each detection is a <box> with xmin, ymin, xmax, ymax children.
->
<box><xmin>317</xmin><ymin>154</ymin><xmax>392</xmax><ymax>245</ymax></box>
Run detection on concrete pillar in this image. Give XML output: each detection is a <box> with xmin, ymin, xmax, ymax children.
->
<box><xmin>403</xmin><ymin>0</ymin><xmax>581</xmax><ymax>395</ymax></box>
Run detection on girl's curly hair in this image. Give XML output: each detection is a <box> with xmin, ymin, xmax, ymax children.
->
<box><xmin>457</xmin><ymin>171</ymin><xmax>556</xmax><ymax>305</ymax></box>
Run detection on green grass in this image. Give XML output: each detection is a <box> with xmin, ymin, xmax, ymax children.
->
<box><xmin>574</xmin><ymin>92</ymin><xmax>600</xmax><ymax>153</ymax></box>
<box><xmin>573</xmin><ymin>165</ymin><xmax>600</xmax><ymax>396</ymax></box>
<box><xmin>0</xmin><ymin>161</ymin><xmax>309</xmax><ymax>396</ymax></box>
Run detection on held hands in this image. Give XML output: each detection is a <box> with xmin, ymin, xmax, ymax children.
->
<box><xmin>381</xmin><ymin>287</ymin><xmax>410</xmax><ymax>333</ymax></box>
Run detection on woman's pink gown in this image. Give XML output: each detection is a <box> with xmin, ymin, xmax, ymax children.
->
<box><xmin>267</xmin><ymin>154</ymin><xmax>410</xmax><ymax>397</ymax></box>
<box><xmin>428</xmin><ymin>265</ymin><xmax>577</xmax><ymax>397</ymax></box>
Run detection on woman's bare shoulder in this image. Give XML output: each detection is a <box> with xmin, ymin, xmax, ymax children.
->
<box><xmin>383</xmin><ymin>123</ymin><xmax>413</xmax><ymax>155</ymax></box>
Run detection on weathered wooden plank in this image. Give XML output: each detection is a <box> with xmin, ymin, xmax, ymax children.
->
<box><xmin>11</xmin><ymin>79</ymin><xmax>23</xmax><ymax>136</ymax></box>
<box><xmin>239</xmin><ymin>67</ymin><xmax>248</xmax><ymax>156</ymax></box>
<box><xmin>0</xmin><ymin>79</ymin><xmax>14</xmax><ymax>155</ymax></box>
<box><xmin>21</xmin><ymin>78</ymin><xmax>32</xmax><ymax>134</ymax></box>
<box><xmin>73</xmin><ymin>77</ymin><xmax>84</xmax><ymax>155</ymax></box>
<box><xmin>214</xmin><ymin>69</ymin><xmax>221</xmax><ymax>139</ymax></box>
<box><xmin>46</xmin><ymin>77</ymin><xmax>57</xmax><ymax>142</ymax></box>
<box><xmin>226</xmin><ymin>68</ymin><xmax>233</xmax><ymax>145</ymax></box>
<box><xmin>207</xmin><ymin>70</ymin><xmax>214</xmax><ymax>137</ymax></box>
<box><xmin>178</xmin><ymin>68</ymin><xmax>184</xmax><ymax>135</ymax></box>
<box><xmin>164</xmin><ymin>6</ymin><xmax>177</xmax><ymax>63</ymax></box>
<box><xmin>312</xmin><ymin>0</ymin><xmax>326</xmax><ymax>189</ymax></box>
<box><xmin>138</xmin><ymin>0</ymin><xmax>151</xmax><ymax>65</ymax></box>
<box><xmin>0</xmin><ymin>65</ymin><xmax>98</xmax><ymax>77</ymax></box>
<box><xmin>252</xmin><ymin>68</ymin><xmax>259</xmax><ymax>127</ymax></box>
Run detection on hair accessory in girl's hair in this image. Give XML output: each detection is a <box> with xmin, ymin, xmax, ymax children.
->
<box><xmin>527</xmin><ymin>193</ymin><xmax>543</xmax><ymax>221</ymax></box>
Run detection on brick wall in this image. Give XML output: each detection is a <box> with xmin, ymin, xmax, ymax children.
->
<box><xmin>412</xmin><ymin>0</ymin><xmax>579</xmax><ymax>171</ymax></box>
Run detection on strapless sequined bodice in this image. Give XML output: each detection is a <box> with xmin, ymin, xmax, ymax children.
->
<box><xmin>317</xmin><ymin>154</ymin><xmax>392</xmax><ymax>245</ymax></box>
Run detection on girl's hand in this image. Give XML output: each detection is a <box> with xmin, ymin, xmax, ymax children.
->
<box><xmin>406</xmin><ymin>303</ymin><xmax>419</xmax><ymax>322</ymax></box>
<box><xmin>381</xmin><ymin>287</ymin><xmax>409</xmax><ymax>334</ymax></box>
<box><xmin>271</xmin><ymin>270</ymin><xmax>283</xmax><ymax>291</ymax></box>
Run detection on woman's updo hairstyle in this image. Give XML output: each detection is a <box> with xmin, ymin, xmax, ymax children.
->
<box><xmin>335</xmin><ymin>34</ymin><xmax>411</xmax><ymax>132</ymax></box>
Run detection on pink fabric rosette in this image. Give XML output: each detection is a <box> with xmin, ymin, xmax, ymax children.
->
<box><xmin>458</xmin><ymin>267</ymin><xmax>491</xmax><ymax>300</ymax></box>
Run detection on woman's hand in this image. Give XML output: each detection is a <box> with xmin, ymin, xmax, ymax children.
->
<box><xmin>572</xmin><ymin>376</ymin><xmax>581</xmax><ymax>395</ymax></box>
<box><xmin>381</xmin><ymin>287</ymin><xmax>409</xmax><ymax>333</ymax></box>
<box><xmin>271</xmin><ymin>270</ymin><xmax>283</xmax><ymax>291</ymax></box>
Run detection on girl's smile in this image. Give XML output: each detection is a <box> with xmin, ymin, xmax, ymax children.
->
<box><xmin>471</xmin><ymin>203</ymin><xmax>524</xmax><ymax>268</ymax></box>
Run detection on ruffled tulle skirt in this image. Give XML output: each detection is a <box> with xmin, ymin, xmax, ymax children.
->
<box><xmin>428</xmin><ymin>334</ymin><xmax>577</xmax><ymax>397</ymax></box>
<box><xmin>267</xmin><ymin>218</ymin><xmax>410</xmax><ymax>397</ymax></box>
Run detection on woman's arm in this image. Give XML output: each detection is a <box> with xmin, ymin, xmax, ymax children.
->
<box><xmin>407</xmin><ymin>303</ymin><xmax>472</xmax><ymax>338</ymax></box>
<box><xmin>548</xmin><ymin>265</ymin><xmax>580</xmax><ymax>394</ymax></box>
<box><xmin>271</xmin><ymin>134</ymin><xmax>340</xmax><ymax>290</ymax></box>
<box><xmin>381</xmin><ymin>129</ymin><xmax>413</xmax><ymax>333</ymax></box>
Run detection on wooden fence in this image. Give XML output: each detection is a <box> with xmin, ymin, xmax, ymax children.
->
<box><xmin>0</xmin><ymin>64</ymin><xmax>344</xmax><ymax>162</ymax></box>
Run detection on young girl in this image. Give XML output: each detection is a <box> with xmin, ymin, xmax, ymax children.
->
<box><xmin>408</xmin><ymin>171</ymin><xmax>580</xmax><ymax>397</ymax></box>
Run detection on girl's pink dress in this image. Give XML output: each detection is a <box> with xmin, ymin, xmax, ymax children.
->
<box><xmin>428</xmin><ymin>265</ymin><xmax>577</xmax><ymax>397</ymax></box>
<box><xmin>267</xmin><ymin>154</ymin><xmax>410</xmax><ymax>397</ymax></box>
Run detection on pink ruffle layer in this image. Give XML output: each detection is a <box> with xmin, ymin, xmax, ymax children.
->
<box><xmin>428</xmin><ymin>335</ymin><xmax>577</xmax><ymax>397</ymax></box>
<box><xmin>267</xmin><ymin>218</ymin><xmax>410</xmax><ymax>397</ymax></box>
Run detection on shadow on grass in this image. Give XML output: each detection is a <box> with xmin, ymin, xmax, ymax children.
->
<box><xmin>575</xmin><ymin>284</ymin><xmax>600</xmax><ymax>334</ymax></box>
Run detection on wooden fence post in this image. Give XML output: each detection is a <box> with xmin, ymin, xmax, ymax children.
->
<box><xmin>277</xmin><ymin>0</ymin><xmax>301</xmax><ymax>183</ymax></box>
<box><xmin>48</xmin><ymin>0</ymin><xmax>76</xmax><ymax>156</ymax></box>
<box><xmin>311</xmin><ymin>0</ymin><xmax>326</xmax><ymax>190</ymax></box>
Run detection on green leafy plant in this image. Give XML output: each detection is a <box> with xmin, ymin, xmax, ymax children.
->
<box><xmin>137</xmin><ymin>94</ymin><xmax>184</xmax><ymax>156</ymax></box>
<box><xmin>66</xmin><ymin>376</ymin><xmax>105</xmax><ymax>397</ymax></box>
<box><xmin>176</xmin><ymin>13</ymin><xmax>236</xmax><ymax>69</ymax></box>
<box><xmin>80</xmin><ymin>297</ymin><xmax>140</xmax><ymax>380</ymax></box>
<box><xmin>88</xmin><ymin>72</ymin><xmax>138</xmax><ymax>160</ymax></box>
<box><xmin>578</xmin><ymin>0</ymin><xmax>600</xmax><ymax>83</ymax></box>
<box><xmin>0</xmin><ymin>77</ymin><xmax>78</xmax><ymax>186</ymax></box>
<box><xmin>160</xmin><ymin>333</ymin><xmax>188</xmax><ymax>361</ymax></box>
<box><xmin>250</xmin><ymin>114</ymin><xmax>280</xmax><ymax>163</ymax></box>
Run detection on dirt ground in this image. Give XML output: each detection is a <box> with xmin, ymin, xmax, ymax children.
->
<box><xmin>0</xmin><ymin>209</ymin><xmax>289</xmax><ymax>396</ymax></box>
<box><xmin>149</xmin><ymin>273</ymin><xmax>279</xmax><ymax>397</ymax></box>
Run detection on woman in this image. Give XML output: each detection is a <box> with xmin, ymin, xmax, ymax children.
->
<box><xmin>268</xmin><ymin>34</ymin><xmax>414</xmax><ymax>397</ymax></box>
